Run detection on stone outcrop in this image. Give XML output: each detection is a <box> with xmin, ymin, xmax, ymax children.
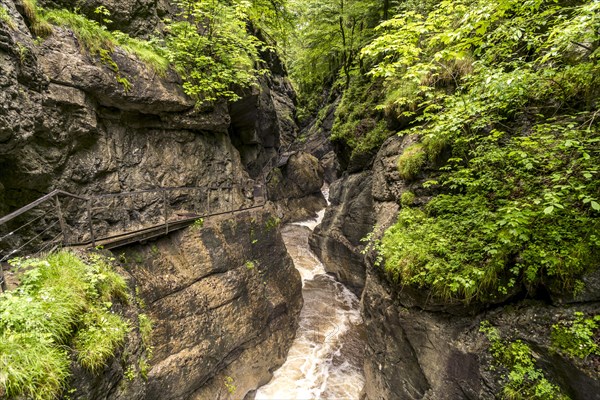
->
<box><xmin>70</xmin><ymin>208</ymin><xmax>303</xmax><ymax>400</ymax></box>
<box><xmin>292</xmin><ymin>99</ymin><xmax>341</xmax><ymax>184</ymax></box>
<box><xmin>229</xmin><ymin>75</ymin><xmax>298</xmax><ymax>179</ymax></box>
<box><xmin>266</xmin><ymin>151</ymin><xmax>326</xmax><ymax>222</ymax></box>
<box><xmin>309</xmin><ymin>172</ymin><xmax>374</xmax><ymax>295</ymax></box>
<box><xmin>362</xmin><ymin>266</ymin><xmax>600</xmax><ymax>400</ymax></box>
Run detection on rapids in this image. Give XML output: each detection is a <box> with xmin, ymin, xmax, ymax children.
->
<box><xmin>255</xmin><ymin>192</ymin><xmax>365</xmax><ymax>399</ymax></box>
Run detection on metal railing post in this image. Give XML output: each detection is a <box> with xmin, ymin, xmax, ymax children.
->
<box><xmin>87</xmin><ymin>198</ymin><xmax>96</xmax><ymax>247</ymax></box>
<box><xmin>54</xmin><ymin>195</ymin><xmax>67</xmax><ymax>245</ymax></box>
<box><xmin>207</xmin><ymin>188</ymin><xmax>211</xmax><ymax>215</ymax></box>
<box><xmin>163</xmin><ymin>191</ymin><xmax>169</xmax><ymax>234</ymax></box>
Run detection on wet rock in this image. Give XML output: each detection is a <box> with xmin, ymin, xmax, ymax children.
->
<box><xmin>362</xmin><ymin>263</ymin><xmax>600</xmax><ymax>400</ymax></box>
<box><xmin>309</xmin><ymin>172</ymin><xmax>374</xmax><ymax>295</ymax></box>
<box><xmin>267</xmin><ymin>151</ymin><xmax>326</xmax><ymax>222</ymax></box>
<box><xmin>229</xmin><ymin>75</ymin><xmax>297</xmax><ymax>179</ymax></box>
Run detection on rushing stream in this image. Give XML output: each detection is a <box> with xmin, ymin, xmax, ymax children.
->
<box><xmin>255</xmin><ymin>196</ymin><xmax>365</xmax><ymax>399</ymax></box>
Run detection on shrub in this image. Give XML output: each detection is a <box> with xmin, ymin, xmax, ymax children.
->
<box><xmin>0</xmin><ymin>251</ymin><xmax>131</xmax><ymax>398</ymax></box>
<box><xmin>551</xmin><ymin>312</ymin><xmax>600</xmax><ymax>359</ymax></box>
<box><xmin>480</xmin><ymin>321</ymin><xmax>567</xmax><ymax>400</ymax></box>
<box><xmin>373</xmin><ymin>0</ymin><xmax>600</xmax><ymax>301</ymax></box>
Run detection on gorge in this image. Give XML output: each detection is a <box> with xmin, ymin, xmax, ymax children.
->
<box><xmin>1</xmin><ymin>0</ymin><xmax>599</xmax><ymax>399</ymax></box>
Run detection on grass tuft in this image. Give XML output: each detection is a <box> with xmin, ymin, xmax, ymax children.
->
<box><xmin>0</xmin><ymin>5</ymin><xmax>16</xmax><ymax>30</ymax></box>
<box><xmin>397</xmin><ymin>143</ymin><xmax>426</xmax><ymax>181</ymax></box>
<box><xmin>0</xmin><ymin>250</ymin><xmax>131</xmax><ymax>397</ymax></box>
<box><xmin>74</xmin><ymin>307</ymin><xmax>130</xmax><ymax>373</ymax></box>
<box><xmin>0</xmin><ymin>332</ymin><xmax>70</xmax><ymax>400</ymax></box>
<box><xmin>43</xmin><ymin>8</ymin><xmax>168</xmax><ymax>75</ymax></box>
<box><xmin>21</xmin><ymin>0</ymin><xmax>52</xmax><ymax>37</ymax></box>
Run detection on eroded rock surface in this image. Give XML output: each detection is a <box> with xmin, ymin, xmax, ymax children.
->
<box><xmin>309</xmin><ymin>172</ymin><xmax>373</xmax><ymax>295</ymax></box>
<box><xmin>69</xmin><ymin>209</ymin><xmax>303</xmax><ymax>400</ymax></box>
<box><xmin>267</xmin><ymin>151</ymin><xmax>326</xmax><ymax>222</ymax></box>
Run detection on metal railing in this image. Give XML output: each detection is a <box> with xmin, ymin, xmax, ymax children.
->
<box><xmin>0</xmin><ymin>183</ymin><xmax>267</xmax><ymax>267</ymax></box>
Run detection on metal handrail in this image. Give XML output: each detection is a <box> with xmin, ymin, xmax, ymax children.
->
<box><xmin>0</xmin><ymin>190</ymin><xmax>87</xmax><ymax>226</ymax></box>
<box><xmin>0</xmin><ymin>182</ymin><xmax>268</xmax><ymax>257</ymax></box>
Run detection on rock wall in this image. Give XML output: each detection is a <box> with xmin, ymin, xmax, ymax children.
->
<box><xmin>0</xmin><ymin>0</ymin><xmax>295</xmax><ymax>212</ymax></box>
<box><xmin>67</xmin><ymin>208</ymin><xmax>303</xmax><ymax>400</ymax></box>
<box><xmin>266</xmin><ymin>151</ymin><xmax>326</xmax><ymax>222</ymax></box>
<box><xmin>0</xmin><ymin>1</ymin><xmax>305</xmax><ymax>398</ymax></box>
<box><xmin>309</xmin><ymin>132</ymin><xmax>600</xmax><ymax>399</ymax></box>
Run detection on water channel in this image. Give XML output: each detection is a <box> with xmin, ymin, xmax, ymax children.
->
<box><xmin>255</xmin><ymin>192</ymin><xmax>365</xmax><ymax>399</ymax></box>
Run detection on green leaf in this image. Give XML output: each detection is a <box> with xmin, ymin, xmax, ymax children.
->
<box><xmin>591</xmin><ymin>201</ymin><xmax>600</xmax><ymax>211</ymax></box>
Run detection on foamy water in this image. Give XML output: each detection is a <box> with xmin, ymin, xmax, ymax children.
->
<box><xmin>255</xmin><ymin>187</ymin><xmax>364</xmax><ymax>399</ymax></box>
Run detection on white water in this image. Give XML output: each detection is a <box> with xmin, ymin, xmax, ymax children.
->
<box><xmin>255</xmin><ymin>188</ymin><xmax>365</xmax><ymax>399</ymax></box>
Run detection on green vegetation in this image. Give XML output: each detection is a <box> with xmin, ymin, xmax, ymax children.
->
<box><xmin>0</xmin><ymin>5</ymin><xmax>16</xmax><ymax>30</ymax></box>
<box><xmin>191</xmin><ymin>217</ymin><xmax>204</xmax><ymax>230</ymax></box>
<box><xmin>17</xmin><ymin>0</ymin><xmax>292</xmax><ymax>105</ymax></box>
<box><xmin>43</xmin><ymin>8</ymin><xmax>168</xmax><ymax>75</ymax></box>
<box><xmin>21</xmin><ymin>0</ymin><xmax>52</xmax><ymax>36</ymax></box>
<box><xmin>138</xmin><ymin>313</ymin><xmax>153</xmax><ymax>350</ymax></box>
<box><xmin>0</xmin><ymin>251</ymin><xmax>130</xmax><ymax>399</ymax></box>
<box><xmin>330</xmin><ymin>75</ymin><xmax>393</xmax><ymax>162</ymax></box>
<box><xmin>165</xmin><ymin>0</ymin><xmax>266</xmax><ymax>104</ymax></box>
<box><xmin>480</xmin><ymin>321</ymin><xmax>568</xmax><ymax>400</ymax></box>
<box><xmin>73</xmin><ymin>307</ymin><xmax>130</xmax><ymax>372</ymax></box>
<box><xmin>400</xmin><ymin>191</ymin><xmax>415</xmax><ymax>207</ymax></box>
<box><xmin>551</xmin><ymin>312</ymin><xmax>600</xmax><ymax>359</ymax></box>
<box><xmin>396</xmin><ymin>143</ymin><xmax>426</xmax><ymax>181</ymax></box>
<box><xmin>286</xmin><ymin>0</ymin><xmax>385</xmax><ymax>117</ymax></box>
<box><xmin>264</xmin><ymin>216</ymin><xmax>281</xmax><ymax>231</ymax></box>
<box><xmin>224</xmin><ymin>375</ymin><xmax>237</xmax><ymax>395</ymax></box>
<box><xmin>372</xmin><ymin>0</ymin><xmax>600</xmax><ymax>302</ymax></box>
<box><xmin>137</xmin><ymin>313</ymin><xmax>153</xmax><ymax>380</ymax></box>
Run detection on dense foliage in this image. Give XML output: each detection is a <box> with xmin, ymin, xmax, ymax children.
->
<box><xmin>551</xmin><ymin>312</ymin><xmax>600</xmax><ymax>359</ymax></box>
<box><xmin>372</xmin><ymin>0</ymin><xmax>600</xmax><ymax>302</ymax></box>
<box><xmin>165</xmin><ymin>0</ymin><xmax>265</xmax><ymax>103</ymax></box>
<box><xmin>0</xmin><ymin>252</ymin><xmax>129</xmax><ymax>399</ymax></box>
<box><xmin>285</xmin><ymin>0</ymin><xmax>388</xmax><ymax>117</ymax></box>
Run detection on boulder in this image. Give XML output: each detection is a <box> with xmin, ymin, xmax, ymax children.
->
<box><xmin>267</xmin><ymin>151</ymin><xmax>326</xmax><ymax>222</ymax></box>
<box><xmin>309</xmin><ymin>172</ymin><xmax>374</xmax><ymax>295</ymax></box>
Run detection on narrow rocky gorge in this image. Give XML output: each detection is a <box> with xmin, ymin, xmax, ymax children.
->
<box><xmin>2</xmin><ymin>0</ymin><xmax>600</xmax><ymax>398</ymax></box>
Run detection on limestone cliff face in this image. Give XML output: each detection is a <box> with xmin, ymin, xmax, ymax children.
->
<box><xmin>66</xmin><ymin>209</ymin><xmax>302</xmax><ymax>400</ymax></box>
<box><xmin>0</xmin><ymin>0</ymin><xmax>296</xmax><ymax>214</ymax></box>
